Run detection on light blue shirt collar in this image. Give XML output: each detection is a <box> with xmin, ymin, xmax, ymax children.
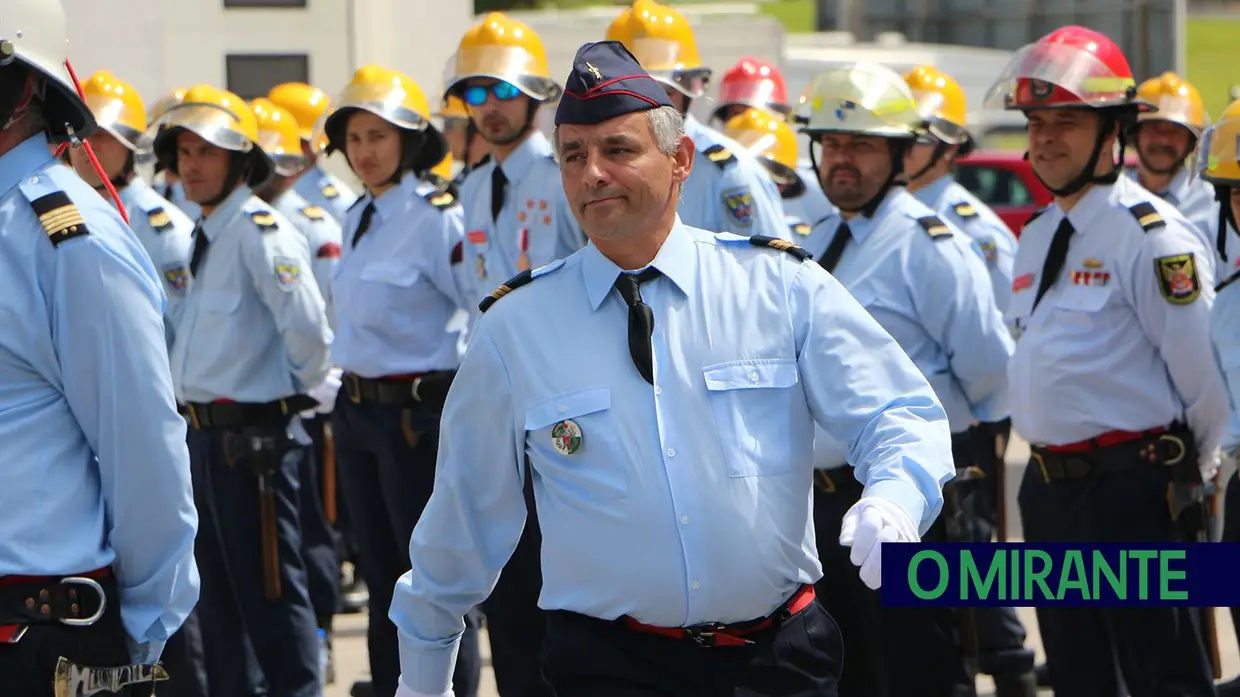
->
<box><xmin>497</xmin><ymin>131</ymin><xmax>553</xmax><ymax>189</ymax></box>
<box><xmin>1126</xmin><ymin>165</ymin><xmax>1194</xmax><ymax>204</ymax></box>
<box><xmin>841</xmin><ymin>187</ymin><xmax>902</xmax><ymax>244</ymax></box>
<box><xmin>581</xmin><ymin>216</ymin><xmax>698</xmax><ymax>310</ymax></box>
<box><xmin>201</xmin><ymin>185</ymin><xmax>254</xmax><ymax>242</ymax></box>
<box><xmin>0</xmin><ymin>136</ymin><xmax>54</xmax><ymax>197</ymax></box>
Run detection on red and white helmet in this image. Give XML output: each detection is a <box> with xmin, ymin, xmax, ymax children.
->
<box><xmin>0</xmin><ymin>0</ymin><xmax>96</xmax><ymax>141</ymax></box>
<box><xmin>984</xmin><ymin>26</ymin><xmax>1153</xmax><ymax>114</ymax></box>
<box><xmin>712</xmin><ymin>57</ymin><xmax>791</xmax><ymax>121</ymax></box>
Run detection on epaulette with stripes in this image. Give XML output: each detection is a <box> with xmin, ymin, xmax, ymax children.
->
<box><xmin>747</xmin><ymin>235</ymin><xmax>811</xmax><ymax>261</ymax></box>
<box><xmin>916</xmin><ymin>215</ymin><xmax>952</xmax><ymax>240</ymax></box>
<box><xmin>1127</xmin><ymin>201</ymin><xmax>1166</xmax><ymax>232</ymax></box>
<box><xmin>31</xmin><ymin>192</ymin><xmax>89</xmax><ymax>247</ymax></box>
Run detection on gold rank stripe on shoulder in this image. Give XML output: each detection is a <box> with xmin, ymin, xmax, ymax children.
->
<box><xmin>479</xmin><ymin>269</ymin><xmax>535</xmax><ymax>314</ymax></box>
<box><xmin>249</xmin><ymin>210</ymin><xmax>278</xmax><ymax>231</ymax></box>
<box><xmin>1126</xmin><ymin>201</ymin><xmax>1166</xmax><ymax>232</ymax></box>
<box><xmin>427</xmin><ymin>191</ymin><xmax>456</xmax><ymax>209</ymax></box>
<box><xmin>147</xmin><ymin>207</ymin><xmax>173</xmax><ymax>230</ymax></box>
<box><xmin>301</xmin><ymin>205</ymin><xmax>326</xmax><ymax>221</ymax></box>
<box><xmin>916</xmin><ymin>215</ymin><xmax>952</xmax><ymax>240</ymax></box>
<box><xmin>321</xmin><ymin>184</ymin><xmax>340</xmax><ymax>199</ymax></box>
<box><xmin>953</xmin><ymin>202</ymin><xmax>978</xmax><ymax>219</ymax></box>
<box><xmin>748</xmin><ymin>235</ymin><xmax>811</xmax><ymax>261</ymax></box>
<box><xmin>31</xmin><ymin>192</ymin><xmax>89</xmax><ymax>247</ymax></box>
<box><xmin>703</xmin><ymin>144</ymin><xmax>737</xmax><ymax>168</ymax></box>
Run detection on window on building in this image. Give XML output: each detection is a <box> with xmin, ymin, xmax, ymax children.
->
<box><xmin>225</xmin><ymin>54</ymin><xmax>309</xmax><ymax>100</ymax></box>
<box><xmin>224</xmin><ymin>0</ymin><xmax>306</xmax><ymax>7</ymax></box>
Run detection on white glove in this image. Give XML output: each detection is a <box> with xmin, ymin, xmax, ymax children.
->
<box><xmin>303</xmin><ymin>367</ymin><xmax>343</xmax><ymax>417</ymax></box>
<box><xmin>838</xmin><ymin>497</ymin><xmax>920</xmax><ymax>590</ymax></box>
<box><xmin>395</xmin><ymin>679</ymin><xmax>453</xmax><ymax>697</ymax></box>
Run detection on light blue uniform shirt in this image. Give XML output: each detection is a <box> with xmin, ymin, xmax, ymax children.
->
<box><xmin>268</xmin><ymin>187</ymin><xmax>344</xmax><ymax>321</ymax></box>
<box><xmin>295</xmin><ymin>161</ymin><xmax>359</xmax><ymax>225</ymax></box>
<box><xmin>682</xmin><ymin>115</ymin><xmax>789</xmax><ymax>241</ymax></box>
<box><xmin>1127</xmin><ymin>166</ymin><xmax>1219</xmax><ymax>285</ymax></box>
<box><xmin>458</xmin><ymin>130</ymin><xmax>586</xmax><ymax>314</ymax></box>
<box><xmin>912</xmin><ymin>174</ymin><xmax>1019</xmax><ymax>313</ymax></box>
<box><xmin>805</xmin><ymin>188</ymin><xmax>1013</xmax><ymax>435</ymax></box>
<box><xmin>117</xmin><ymin>177</ymin><xmax>194</xmax><ymax>348</ymax></box>
<box><xmin>390</xmin><ymin>218</ymin><xmax>955</xmax><ymax>695</ymax></box>
<box><xmin>782</xmin><ymin>167</ymin><xmax>836</xmax><ymax>241</ymax></box>
<box><xmin>1210</xmin><ymin>222</ymin><xmax>1240</xmax><ymax>453</ymax></box>
<box><xmin>332</xmin><ymin>173</ymin><xmax>472</xmax><ymax>378</ymax></box>
<box><xmin>170</xmin><ymin>186</ymin><xmax>332</xmax><ymax>404</ymax></box>
<box><xmin>0</xmin><ymin>136</ymin><xmax>199</xmax><ymax>663</ymax></box>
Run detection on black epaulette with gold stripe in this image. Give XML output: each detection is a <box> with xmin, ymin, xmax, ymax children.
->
<box><xmin>301</xmin><ymin>205</ymin><xmax>327</xmax><ymax>221</ymax></box>
<box><xmin>916</xmin><ymin>215</ymin><xmax>952</xmax><ymax>240</ymax></box>
<box><xmin>748</xmin><ymin>235</ymin><xmax>811</xmax><ymax>262</ymax></box>
<box><xmin>32</xmin><ymin>192</ymin><xmax>89</xmax><ymax>247</ymax></box>
<box><xmin>703</xmin><ymin>144</ymin><xmax>737</xmax><ymax>169</ymax></box>
<box><xmin>249</xmin><ymin>210</ymin><xmax>279</xmax><ymax>232</ymax></box>
<box><xmin>1127</xmin><ymin>201</ymin><xmax>1166</xmax><ymax>232</ymax></box>
<box><xmin>953</xmin><ymin>202</ymin><xmax>979</xmax><ymax>219</ymax></box>
<box><xmin>479</xmin><ymin>269</ymin><xmax>533</xmax><ymax>314</ymax></box>
<box><xmin>425</xmin><ymin>189</ymin><xmax>457</xmax><ymax>210</ymax></box>
<box><xmin>147</xmin><ymin>207</ymin><xmax>173</xmax><ymax>232</ymax></box>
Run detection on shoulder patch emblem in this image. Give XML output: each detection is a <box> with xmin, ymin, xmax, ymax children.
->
<box><xmin>148</xmin><ymin>207</ymin><xmax>173</xmax><ymax>231</ymax></box>
<box><xmin>31</xmin><ymin>192</ymin><xmax>89</xmax><ymax>247</ymax></box>
<box><xmin>426</xmin><ymin>190</ymin><xmax>456</xmax><ymax>210</ymax></box>
<box><xmin>916</xmin><ymin>215</ymin><xmax>952</xmax><ymax>240</ymax></box>
<box><xmin>953</xmin><ymin>202</ymin><xmax>979</xmax><ymax>219</ymax></box>
<box><xmin>163</xmin><ymin>263</ymin><xmax>189</xmax><ymax>294</ymax></box>
<box><xmin>703</xmin><ymin>144</ymin><xmax>737</xmax><ymax>168</ymax></box>
<box><xmin>249</xmin><ymin>210</ymin><xmax>278</xmax><ymax>232</ymax></box>
<box><xmin>273</xmin><ymin>255</ymin><xmax>301</xmax><ymax>291</ymax></box>
<box><xmin>479</xmin><ymin>270</ymin><xmax>534</xmax><ymax>314</ymax></box>
<box><xmin>301</xmin><ymin>205</ymin><xmax>327</xmax><ymax>221</ymax></box>
<box><xmin>722</xmin><ymin>187</ymin><xmax>754</xmax><ymax>227</ymax></box>
<box><xmin>748</xmin><ymin>235</ymin><xmax>811</xmax><ymax>262</ymax></box>
<box><xmin>321</xmin><ymin>184</ymin><xmax>340</xmax><ymax>200</ymax></box>
<box><xmin>790</xmin><ymin>221</ymin><xmax>811</xmax><ymax>237</ymax></box>
<box><xmin>1155</xmin><ymin>253</ymin><xmax>1200</xmax><ymax>305</ymax></box>
<box><xmin>1127</xmin><ymin>201</ymin><xmax>1166</xmax><ymax>232</ymax></box>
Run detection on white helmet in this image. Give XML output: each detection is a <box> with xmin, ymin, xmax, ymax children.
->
<box><xmin>0</xmin><ymin>0</ymin><xmax>96</xmax><ymax>141</ymax></box>
<box><xmin>799</xmin><ymin>62</ymin><xmax>923</xmax><ymax>140</ymax></box>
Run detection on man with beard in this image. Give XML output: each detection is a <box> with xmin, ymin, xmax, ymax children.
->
<box><xmin>800</xmin><ymin>61</ymin><xmax>1014</xmax><ymax>697</ymax></box>
<box><xmin>606</xmin><ymin>0</ymin><xmax>790</xmax><ymax>240</ymax></box>
<box><xmin>268</xmin><ymin>82</ymin><xmax>359</xmax><ymax>225</ymax></box>
<box><xmin>990</xmin><ymin>26</ymin><xmax>1223</xmax><ymax>697</ymax></box>
<box><xmin>1127</xmin><ymin>72</ymin><xmax>1219</xmax><ymax>283</ymax></box>
<box><xmin>435</xmin><ymin>94</ymin><xmax>491</xmax><ymax>188</ymax></box>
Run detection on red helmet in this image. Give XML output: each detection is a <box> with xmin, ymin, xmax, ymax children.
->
<box><xmin>984</xmin><ymin>26</ymin><xmax>1153</xmax><ymax>113</ymax></box>
<box><xmin>713</xmin><ymin>57</ymin><xmax>790</xmax><ymax>119</ymax></box>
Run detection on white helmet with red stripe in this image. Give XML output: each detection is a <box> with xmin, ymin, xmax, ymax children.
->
<box><xmin>0</xmin><ymin>0</ymin><xmax>95</xmax><ymax>142</ymax></box>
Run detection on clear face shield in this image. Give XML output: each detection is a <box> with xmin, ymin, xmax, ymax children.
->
<box><xmin>1197</xmin><ymin>117</ymin><xmax>1240</xmax><ymax>186</ymax></box>
<box><xmin>84</xmin><ymin>94</ymin><xmax>144</xmax><ymax>151</ymax></box>
<box><xmin>256</xmin><ymin>129</ymin><xmax>307</xmax><ymax>177</ymax></box>
<box><xmin>628</xmin><ymin>38</ymin><xmax>709</xmax><ymax>99</ymax></box>
<box><xmin>983</xmin><ymin>43</ymin><xmax>1139</xmax><ymax>111</ymax></box>
<box><xmin>442</xmin><ymin>44</ymin><xmax>560</xmax><ymax>102</ymax></box>
<box><xmin>910</xmin><ymin>90</ymin><xmax>968</xmax><ymax>145</ymax></box>
<box><xmin>330</xmin><ymin>81</ymin><xmax>430</xmax><ymax>133</ymax></box>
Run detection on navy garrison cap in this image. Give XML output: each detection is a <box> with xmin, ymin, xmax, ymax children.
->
<box><xmin>554</xmin><ymin>41</ymin><xmax>675</xmax><ymax>126</ymax></box>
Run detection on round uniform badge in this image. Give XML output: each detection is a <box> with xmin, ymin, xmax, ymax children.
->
<box><xmin>1030</xmin><ymin>79</ymin><xmax>1054</xmax><ymax>100</ymax></box>
<box><xmin>551</xmin><ymin>419</ymin><xmax>583</xmax><ymax>455</ymax></box>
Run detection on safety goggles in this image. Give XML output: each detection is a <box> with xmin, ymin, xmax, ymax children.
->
<box><xmin>462</xmin><ymin>81</ymin><xmax>521</xmax><ymax>107</ymax></box>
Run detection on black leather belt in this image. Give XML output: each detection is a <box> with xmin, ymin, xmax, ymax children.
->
<box><xmin>342</xmin><ymin>372</ymin><xmax>427</xmax><ymax>405</ymax></box>
<box><xmin>1030</xmin><ymin>429</ymin><xmax>1189</xmax><ymax>483</ymax></box>
<box><xmin>182</xmin><ymin>395</ymin><xmax>317</xmax><ymax>430</ymax></box>
<box><xmin>0</xmin><ymin>569</ymin><xmax>111</xmax><ymax>640</ymax></box>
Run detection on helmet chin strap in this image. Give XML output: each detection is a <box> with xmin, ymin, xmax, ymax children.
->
<box><xmin>907</xmin><ymin>140</ymin><xmax>949</xmax><ymax>183</ymax></box>
<box><xmin>1216</xmin><ymin>184</ymin><xmax>1237</xmax><ymax>264</ymax></box>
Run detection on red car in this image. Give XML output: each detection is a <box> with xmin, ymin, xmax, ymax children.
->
<box><xmin>954</xmin><ymin>150</ymin><xmax>1053</xmax><ymax>236</ymax></box>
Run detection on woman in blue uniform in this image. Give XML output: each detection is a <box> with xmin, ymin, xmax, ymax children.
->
<box><xmin>315</xmin><ymin>65</ymin><xmax>480</xmax><ymax>697</ymax></box>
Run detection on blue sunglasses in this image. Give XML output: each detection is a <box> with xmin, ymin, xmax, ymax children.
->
<box><xmin>462</xmin><ymin>81</ymin><xmax>522</xmax><ymax>106</ymax></box>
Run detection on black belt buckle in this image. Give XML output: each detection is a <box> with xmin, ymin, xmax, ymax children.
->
<box><xmin>344</xmin><ymin>374</ymin><xmax>363</xmax><ymax>404</ymax></box>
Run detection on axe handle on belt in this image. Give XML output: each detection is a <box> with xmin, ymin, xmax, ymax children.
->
<box><xmin>259</xmin><ymin>474</ymin><xmax>282</xmax><ymax>601</ymax></box>
<box><xmin>322</xmin><ymin>422</ymin><xmax>337</xmax><ymax>524</ymax></box>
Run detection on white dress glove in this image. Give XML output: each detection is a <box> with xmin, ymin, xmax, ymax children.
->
<box><xmin>303</xmin><ymin>367</ymin><xmax>344</xmax><ymax>417</ymax></box>
<box><xmin>395</xmin><ymin>679</ymin><xmax>453</xmax><ymax>697</ymax></box>
<box><xmin>838</xmin><ymin>497</ymin><xmax>920</xmax><ymax>590</ymax></box>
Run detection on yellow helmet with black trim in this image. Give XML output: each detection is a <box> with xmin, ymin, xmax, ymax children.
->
<box><xmin>1135</xmin><ymin>72</ymin><xmax>1208</xmax><ymax>136</ymax></box>
<box><xmin>268</xmin><ymin>82</ymin><xmax>330</xmax><ymax>142</ymax></box>
<box><xmin>149</xmin><ymin>84</ymin><xmax>273</xmax><ymax>188</ymax></box>
<box><xmin>443</xmin><ymin>13</ymin><xmax>561</xmax><ymax>102</ymax></box>
<box><xmin>81</xmin><ymin>70</ymin><xmax>147</xmax><ymax>151</ymax></box>
<box><xmin>606</xmin><ymin>0</ymin><xmax>708</xmax><ymax>98</ymax></box>
<box><xmin>723</xmin><ymin>107</ymin><xmax>799</xmax><ymax>185</ymax></box>
<box><xmin>1199</xmin><ymin>99</ymin><xmax>1240</xmax><ymax>186</ymax></box>
<box><xmin>800</xmin><ymin>63</ymin><xmax>923</xmax><ymax>140</ymax></box>
<box><xmin>251</xmin><ymin>98</ymin><xmax>308</xmax><ymax>178</ymax></box>
<box><xmin>902</xmin><ymin>65</ymin><xmax>969</xmax><ymax>145</ymax></box>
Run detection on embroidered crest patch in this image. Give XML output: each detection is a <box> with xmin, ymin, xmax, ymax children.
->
<box><xmin>273</xmin><ymin>256</ymin><xmax>300</xmax><ymax>291</ymax></box>
<box><xmin>163</xmin><ymin>264</ymin><xmax>189</xmax><ymax>294</ymax></box>
<box><xmin>722</xmin><ymin>187</ymin><xmax>754</xmax><ymax>227</ymax></box>
<box><xmin>1155</xmin><ymin>253</ymin><xmax>1200</xmax><ymax>305</ymax></box>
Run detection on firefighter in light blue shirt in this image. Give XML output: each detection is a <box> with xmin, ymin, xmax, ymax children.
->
<box><xmin>268</xmin><ymin>81</ymin><xmax>360</xmax><ymax>225</ymax></box>
<box><xmin>151</xmin><ymin>83</ymin><xmax>333</xmax><ymax>697</ymax></box>
<box><xmin>606</xmin><ymin>1</ymin><xmax>789</xmax><ymax>240</ymax></box>
<box><xmin>0</xmin><ymin>1</ymin><xmax>198</xmax><ymax>689</ymax></box>
<box><xmin>800</xmin><ymin>61</ymin><xmax>1017</xmax><ymax>697</ymax></box>
<box><xmin>390</xmin><ymin>40</ymin><xmax>953</xmax><ymax>697</ymax></box>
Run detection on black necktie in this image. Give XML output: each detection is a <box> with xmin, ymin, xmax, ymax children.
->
<box><xmin>614</xmin><ymin>268</ymin><xmax>662</xmax><ymax>385</ymax></box>
<box><xmin>491</xmin><ymin>166</ymin><xmax>507</xmax><ymax>223</ymax></box>
<box><xmin>351</xmin><ymin>202</ymin><xmax>377</xmax><ymax>248</ymax></box>
<box><xmin>1033</xmin><ymin>218</ymin><xmax>1075</xmax><ymax>312</ymax></box>
<box><xmin>189</xmin><ymin>224</ymin><xmax>209</xmax><ymax>277</ymax></box>
<box><xmin>818</xmin><ymin>221</ymin><xmax>852</xmax><ymax>274</ymax></box>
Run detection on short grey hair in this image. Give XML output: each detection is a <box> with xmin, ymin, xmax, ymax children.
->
<box><xmin>551</xmin><ymin>106</ymin><xmax>685</xmax><ymax>159</ymax></box>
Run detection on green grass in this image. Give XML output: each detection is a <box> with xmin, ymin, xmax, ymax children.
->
<box><xmin>759</xmin><ymin>0</ymin><xmax>815</xmax><ymax>31</ymax></box>
<box><xmin>1186</xmin><ymin>17</ymin><xmax>1240</xmax><ymax>120</ymax></box>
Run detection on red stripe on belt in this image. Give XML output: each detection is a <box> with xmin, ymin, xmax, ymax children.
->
<box><xmin>623</xmin><ymin>584</ymin><xmax>815</xmax><ymax>647</ymax></box>
<box><xmin>1046</xmin><ymin>426</ymin><xmax>1167</xmax><ymax>454</ymax></box>
<box><xmin>0</xmin><ymin>567</ymin><xmax>111</xmax><ymax>643</ymax></box>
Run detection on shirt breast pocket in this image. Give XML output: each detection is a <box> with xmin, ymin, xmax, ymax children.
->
<box><xmin>358</xmin><ymin>263</ymin><xmax>422</xmax><ymax>318</ymax></box>
<box><xmin>198</xmin><ymin>291</ymin><xmax>242</xmax><ymax>315</ymax></box>
<box><xmin>524</xmin><ymin>387</ymin><xmax>627</xmax><ymax>502</ymax></box>
<box><xmin>1051</xmin><ymin>285</ymin><xmax>1114</xmax><ymax>330</ymax></box>
<box><xmin>703</xmin><ymin>358</ymin><xmax>800</xmax><ymax>477</ymax></box>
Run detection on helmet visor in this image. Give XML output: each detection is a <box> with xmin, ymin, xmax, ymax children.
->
<box><xmin>718</xmin><ymin>79</ymin><xmax>790</xmax><ymax>113</ymax></box>
<box><xmin>910</xmin><ymin>90</ymin><xmax>969</xmax><ymax>144</ymax></box>
<box><xmin>85</xmin><ymin>94</ymin><xmax>145</xmax><ymax>149</ymax></box>
<box><xmin>443</xmin><ymin>45</ymin><xmax>558</xmax><ymax>101</ymax></box>
<box><xmin>256</xmin><ymin>130</ymin><xmax>307</xmax><ymax>176</ymax></box>
<box><xmin>152</xmin><ymin>103</ymin><xmax>255</xmax><ymax>153</ymax></box>
<box><xmin>983</xmin><ymin>42</ymin><xmax>1138</xmax><ymax>111</ymax></box>
<box><xmin>331</xmin><ymin>82</ymin><xmax>429</xmax><ymax>132</ymax></box>
<box><xmin>1142</xmin><ymin>94</ymin><xmax>1206</xmax><ymax>131</ymax></box>
<box><xmin>1198</xmin><ymin>116</ymin><xmax>1240</xmax><ymax>185</ymax></box>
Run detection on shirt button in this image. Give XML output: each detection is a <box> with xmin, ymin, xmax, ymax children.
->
<box><xmin>749</xmin><ymin>371</ymin><xmax>760</xmax><ymax>382</ymax></box>
<box><xmin>666</xmin><ymin>448</ymin><xmax>676</xmax><ymax>458</ymax></box>
<box><xmin>654</xmin><ymin>386</ymin><xmax>663</xmax><ymax>395</ymax></box>
<box><xmin>691</xmin><ymin>581</ymin><xmax>701</xmax><ymax>590</ymax></box>
<box><xmin>679</xmin><ymin>515</ymin><xmax>689</xmax><ymax>525</ymax></box>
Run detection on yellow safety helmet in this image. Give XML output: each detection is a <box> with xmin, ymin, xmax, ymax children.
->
<box><xmin>431</xmin><ymin>154</ymin><xmax>455</xmax><ymax>182</ymax></box>
<box><xmin>2</xmin><ymin>0</ymin><xmax>95</xmax><ymax>141</ymax></box>
<box><xmin>800</xmin><ymin>63</ymin><xmax>923</xmax><ymax>140</ymax></box>
<box><xmin>606</xmin><ymin>0</ymin><xmax>708</xmax><ymax>98</ymax></box>
<box><xmin>81</xmin><ymin>70</ymin><xmax>147</xmax><ymax>151</ymax></box>
<box><xmin>902</xmin><ymin>65</ymin><xmax>969</xmax><ymax>145</ymax></box>
<box><xmin>1199</xmin><ymin>99</ymin><xmax>1240</xmax><ymax>187</ymax></box>
<box><xmin>317</xmin><ymin>65</ymin><xmax>447</xmax><ymax>176</ymax></box>
<box><xmin>436</xmin><ymin>94</ymin><xmax>471</xmax><ymax>122</ymax></box>
<box><xmin>723</xmin><ymin>107</ymin><xmax>799</xmax><ymax>185</ymax></box>
<box><xmin>442</xmin><ymin>13</ymin><xmax>561</xmax><ymax>102</ymax></box>
<box><xmin>1135</xmin><ymin>72</ymin><xmax>1208</xmax><ymax>136</ymax></box>
<box><xmin>251</xmin><ymin>97</ymin><xmax>307</xmax><ymax>178</ymax></box>
<box><xmin>149</xmin><ymin>84</ymin><xmax>273</xmax><ymax>188</ymax></box>
<box><xmin>268</xmin><ymin>82</ymin><xmax>330</xmax><ymax>142</ymax></box>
